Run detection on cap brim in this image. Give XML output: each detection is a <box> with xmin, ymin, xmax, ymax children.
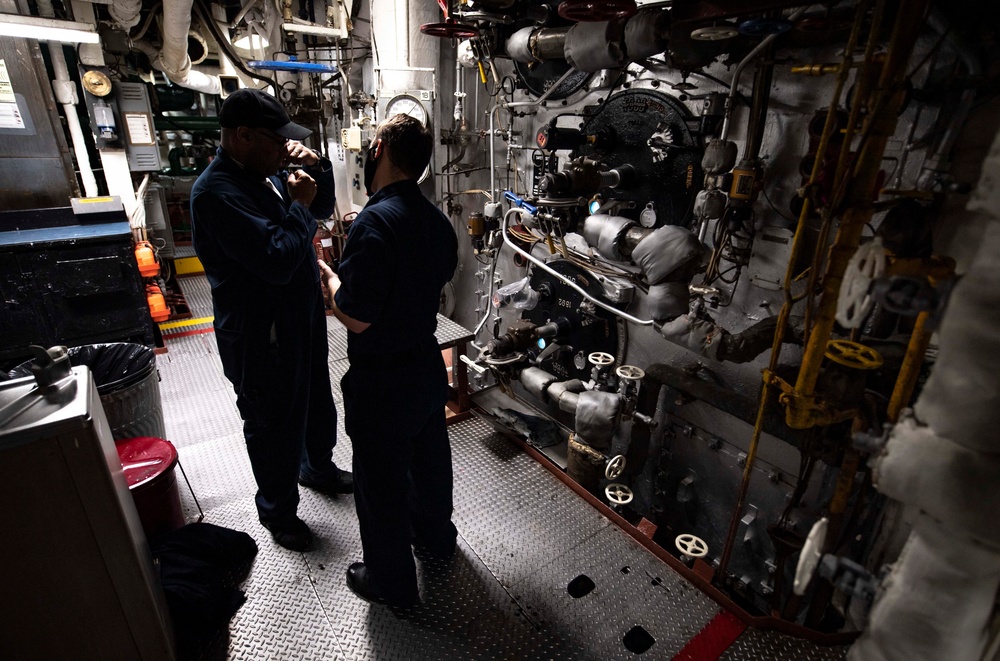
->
<box><xmin>274</xmin><ymin>121</ymin><xmax>312</xmax><ymax>141</ymax></box>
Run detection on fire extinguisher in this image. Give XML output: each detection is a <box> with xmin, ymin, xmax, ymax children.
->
<box><xmin>314</xmin><ymin>222</ymin><xmax>334</xmax><ymax>265</ymax></box>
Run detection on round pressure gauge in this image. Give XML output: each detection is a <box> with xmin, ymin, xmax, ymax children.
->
<box><xmin>82</xmin><ymin>70</ymin><xmax>113</xmax><ymax>97</ymax></box>
<box><xmin>386</xmin><ymin>94</ymin><xmax>428</xmax><ymax>126</ymax></box>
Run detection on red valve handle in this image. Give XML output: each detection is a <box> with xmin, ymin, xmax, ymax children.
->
<box><xmin>420</xmin><ymin>20</ymin><xmax>480</xmax><ymax>38</ymax></box>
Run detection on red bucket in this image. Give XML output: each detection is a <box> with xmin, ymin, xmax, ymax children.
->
<box><xmin>117</xmin><ymin>436</ymin><xmax>185</xmax><ymax>539</ymax></box>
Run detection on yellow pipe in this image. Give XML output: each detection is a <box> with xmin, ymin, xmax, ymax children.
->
<box><xmin>715</xmin><ymin>0</ymin><xmax>871</xmax><ymax>579</ymax></box>
<box><xmin>887</xmin><ymin>311</ymin><xmax>932</xmax><ymax>422</ymax></box>
<box><xmin>788</xmin><ymin>0</ymin><xmax>929</xmax><ymax>429</ymax></box>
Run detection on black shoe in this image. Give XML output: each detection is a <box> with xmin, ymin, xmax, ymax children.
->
<box><xmin>412</xmin><ymin>539</ymin><xmax>456</xmax><ymax>562</ymax></box>
<box><xmin>346</xmin><ymin>562</ymin><xmax>418</xmax><ymax>608</ymax></box>
<box><xmin>299</xmin><ymin>465</ymin><xmax>354</xmax><ymax>496</ymax></box>
<box><xmin>261</xmin><ymin>516</ymin><xmax>313</xmax><ymax>552</ymax></box>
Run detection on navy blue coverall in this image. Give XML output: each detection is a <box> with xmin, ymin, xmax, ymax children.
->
<box><xmin>191</xmin><ymin>148</ymin><xmax>340</xmax><ymax>525</ymax></box>
<box><xmin>335</xmin><ymin>179</ymin><xmax>459</xmax><ymax>603</ymax></box>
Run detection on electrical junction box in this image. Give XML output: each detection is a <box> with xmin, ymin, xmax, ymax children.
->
<box><xmin>115</xmin><ymin>82</ymin><xmax>161</xmax><ymax>172</ymax></box>
<box><xmin>341</xmin><ymin>124</ymin><xmax>363</xmax><ymax>152</ymax></box>
<box><xmin>748</xmin><ymin>226</ymin><xmax>794</xmax><ymax>290</ymax></box>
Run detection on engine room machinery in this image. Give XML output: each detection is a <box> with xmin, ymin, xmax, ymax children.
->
<box><xmin>4</xmin><ymin>0</ymin><xmax>1000</xmax><ymax>657</ymax></box>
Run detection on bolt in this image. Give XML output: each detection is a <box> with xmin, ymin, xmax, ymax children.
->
<box><xmin>737</xmin><ymin>452</ymin><xmax>747</xmax><ymax>467</ymax></box>
<box><xmin>768</xmin><ymin>471</ymin><xmax>780</xmax><ymax>484</ymax></box>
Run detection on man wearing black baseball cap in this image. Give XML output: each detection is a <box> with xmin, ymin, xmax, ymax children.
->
<box><xmin>191</xmin><ymin>88</ymin><xmax>353</xmax><ymax>552</ymax></box>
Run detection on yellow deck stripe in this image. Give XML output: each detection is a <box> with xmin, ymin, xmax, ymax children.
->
<box><xmin>159</xmin><ymin>315</ymin><xmax>214</xmax><ymax>330</ymax></box>
<box><xmin>175</xmin><ymin>256</ymin><xmax>204</xmax><ymax>275</ymax></box>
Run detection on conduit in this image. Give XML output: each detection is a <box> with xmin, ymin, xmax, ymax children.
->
<box><xmin>36</xmin><ymin>0</ymin><xmax>98</xmax><ymax>196</ymax></box>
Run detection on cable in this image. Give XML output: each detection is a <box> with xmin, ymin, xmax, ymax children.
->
<box><xmin>192</xmin><ymin>0</ymin><xmax>279</xmax><ymax>93</ymax></box>
<box><xmin>761</xmin><ymin>186</ymin><xmax>796</xmax><ymax>223</ymax></box>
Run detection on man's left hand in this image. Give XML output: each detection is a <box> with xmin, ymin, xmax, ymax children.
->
<box><xmin>287</xmin><ymin>141</ymin><xmax>320</xmax><ymax>166</ymax></box>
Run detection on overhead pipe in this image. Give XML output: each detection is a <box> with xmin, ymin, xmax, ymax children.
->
<box><xmin>719</xmin><ymin>6</ymin><xmax>808</xmax><ymax>143</ymax></box>
<box><xmin>36</xmin><ymin>0</ymin><xmax>98</xmax><ymax>196</ymax></box>
<box><xmin>109</xmin><ymin>0</ymin><xmax>141</xmax><ymax>30</ymax></box>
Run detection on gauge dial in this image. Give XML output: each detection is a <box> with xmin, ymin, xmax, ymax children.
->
<box><xmin>82</xmin><ymin>70</ymin><xmax>113</xmax><ymax>97</ymax></box>
<box><xmin>385</xmin><ymin>94</ymin><xmax>428</xmax><ymax>126</ymax></box>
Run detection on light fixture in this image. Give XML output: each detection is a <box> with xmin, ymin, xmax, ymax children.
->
<box><xmin>232</xmin><ymin>30</ymin><xmax>268</xmax><ymax>51</ymax></box>
<box><xmin>0</xmin><ymin>13</ymin><xmax>99</xmax><ymax>44</ymax></box>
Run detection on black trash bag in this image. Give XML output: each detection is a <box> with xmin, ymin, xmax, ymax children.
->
<box><xmin>150</xmin><ymin>522</ymin><xmax>259</xmax><ymax>660</ymax></box>
<box><xmin>7</xmin><ymin>343</ymin><xmax>155</xmax><ymax>394</ymax></box>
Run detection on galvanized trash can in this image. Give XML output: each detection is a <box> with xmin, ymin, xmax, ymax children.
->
<box><xmin>9</xmin><ymin>343</ymin><xmax>165</xmax><ymax>441</ymax></box>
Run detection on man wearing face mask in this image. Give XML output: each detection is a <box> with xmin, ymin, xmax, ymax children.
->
<box><xmin>191</xmin><ymin>88</ymin><xmax>353</xmax><ymax>553</ymax></box>
<box><xmin>317</xmin><ymin>114</ymin><xmax>459</xmax><ymax>607</ymax></box>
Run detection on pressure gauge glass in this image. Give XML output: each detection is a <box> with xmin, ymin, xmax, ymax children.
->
<box><xmin>386</xmin><ymin>94</ymin><xmax>427</xmax><ymax>126</ymax></box>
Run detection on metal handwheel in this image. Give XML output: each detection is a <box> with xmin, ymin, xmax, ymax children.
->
<box><xmin>605</xmin><ymin>482</ymin><xmax>634</xmax><ymax>506</ymax></box>
<box><xmin>588</xmin><ymin>351</ymin><xmax>615</xmax><ymax>367</ymax></box>
<box><xmin>825</xmin><ymin>339</ymin><xmax>884</xmax><ymax>370</ymax></box>
<box><xmin>605</xmin><ymin>454</ymin><xmax>626</xmax><ymax>480</ymax></box>
<box><xmin>675</xmin><ymin>533</ymin><xmax>708</xmax><ymax>558</ymax></box>
<box><xmin>615</xmin><ymin>365</ymin><xmax>645</xmax><ymax>381</ymax></box>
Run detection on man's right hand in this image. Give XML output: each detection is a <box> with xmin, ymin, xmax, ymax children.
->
<box><xmin>317</xmin><ymin>260</ymin><xmax>340</xmax><ymax>309</ymax></box>
<box><xmin>288</xmin><ymin>169</ymin><xmax>317</xmax><ymax>207</ymax></box>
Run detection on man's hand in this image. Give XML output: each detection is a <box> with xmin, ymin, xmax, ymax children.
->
<box><xmin>287</xmin><ymin>141</ymin><xmax>320</xmax><ymax>166</ymax></box>
<box><xmin>318</xmin><ymin>259</ymin><xmax>340</xmax><ymax>308</ymax></box>
<box><xmin>288</xmin><ymin>169</ymin><xmax>317</xmax><ymax>207</ymax></box>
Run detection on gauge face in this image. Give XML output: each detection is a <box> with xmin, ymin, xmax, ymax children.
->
<box><xmin>82</xmin><ymin>70</ymin><xmax>113</xmax><ymax>97</ymax></box>
<box><xmin>386</xmin><ymin>94</ymin><xmax>427</xmax><ymax>126</ymax></box>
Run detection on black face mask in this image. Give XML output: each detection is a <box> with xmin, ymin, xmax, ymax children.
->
<box><xmin>363</xmin><ymin>144</ymin><xmax>379</xmax><ymax>196</ymax></box>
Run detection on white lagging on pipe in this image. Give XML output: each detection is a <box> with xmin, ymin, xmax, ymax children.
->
<box><xmin>850</xmin><ymin>127</ymin><xmax>1000</xmax><ymax>659</ymax></box>
<box><xmin>36</xmin><ymin>0</ymin><xmax>99</xmax><ymax>196</ymax></box>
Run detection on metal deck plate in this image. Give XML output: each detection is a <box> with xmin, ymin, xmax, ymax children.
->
<box><xmin>157</xmin><ymin>275</ymin><xmax>850</xmax><ymax>660</ymax></box>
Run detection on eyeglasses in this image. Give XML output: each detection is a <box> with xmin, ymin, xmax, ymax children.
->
<box><xmin>255</xmin><ymin>129</ymin><xmax>288</xmax><ymax>145</ymax></box>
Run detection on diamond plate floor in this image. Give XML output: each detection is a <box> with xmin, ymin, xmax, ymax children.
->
<box><xmin>158</xmin><ymin>275</ymin><xmax>849</xmax><ymax>661</ymax></box>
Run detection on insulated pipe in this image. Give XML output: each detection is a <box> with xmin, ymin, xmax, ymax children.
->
<box><xmin>848</xmin><ymin>517</ymin><xmax>1000</xmax><ymax>661</ymax></box>
<box><xmin>134</xmin><ymin>42</ymin><xmax>222</xmax><ymax>95</ymax></box>
<box><xmin>502</xmin><ymin>207</ymin><xmax>655</xmax><ymax>327</ymax></box>
<box><xmin>36</xmin><ymin>0</ymin><xmax>99</xmax><ymax>196</ymax></box>
<box><xmin>109</xmin><ymin>0</ymin><xmax>141</xmax><ymax>30</ymax></box>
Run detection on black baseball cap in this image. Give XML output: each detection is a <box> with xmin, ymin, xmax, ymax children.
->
<box><xmin>219</xmin><ymin>88</ymin><xmax>312</xmax><ymax>140</ymax></box>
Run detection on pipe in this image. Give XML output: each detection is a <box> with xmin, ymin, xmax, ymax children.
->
<box><xmin>885</xmin><ymin>310</ymin><xmax>932</xmax><ymax>422</ymax></box>
<box><xmin>715</xmin><ymin>0</ymin><xmax>874</xmax><ymax>579</ymax></box>
<box><xmin>502</xmin><ymin>207</ymin><xmax>655</xmax><ymax>327</ymax></box>
<box><xmin>109</xmin><ymin>0</ymin><xmax>141</xmax><ymax>30</ymax></box>
<box><xmin>36</xmin><ymin>0</ymin><xmax>99</xmax><ymax>196</ymax></box>
<box><xmin>489</xmin><ymin>67</ymin><xmax>578</xmax><ymax>201</ymax></box>
<box><xmin>915</xmin><ymin>10</ymin><xmax>983</xmax><ymax>191</ymax></box>
<box><xmin>788</xmin><ymin>0</ymin><xmax>929</xmax><ymax>429</ymax></box>
<box><xmin>719</xmin><ymin>6</ymin><xmax>808</xmax><ymax>143</ymax></box>
<box><xmin>134</xmin><ymin>42</ymin><xmax>222</xmax><ymax>95</ymax></box>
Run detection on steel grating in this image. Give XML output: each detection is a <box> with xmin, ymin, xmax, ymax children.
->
<box><xmin>719</xmin><ymin>627</ymin><xmax>849</xmax><ymax>661</ymax></box>
<box><xmin>507</xmin><ymin>523</ymin><xmax>721</xmax><ymax>660</ymax></box>
<box><xmin>159</xmin><ymin>274</ymin><xmax>854</xmax><ymax>661</ymax></box>
<box><xmin>435</xmin><ymin>313</ymin><xmax>475</xmax><ymax>346</ymax></box>
<box><xmin>176</xmin><ymin>275</ymin><xmax>214</xmax><ymax>317</ymax></box>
